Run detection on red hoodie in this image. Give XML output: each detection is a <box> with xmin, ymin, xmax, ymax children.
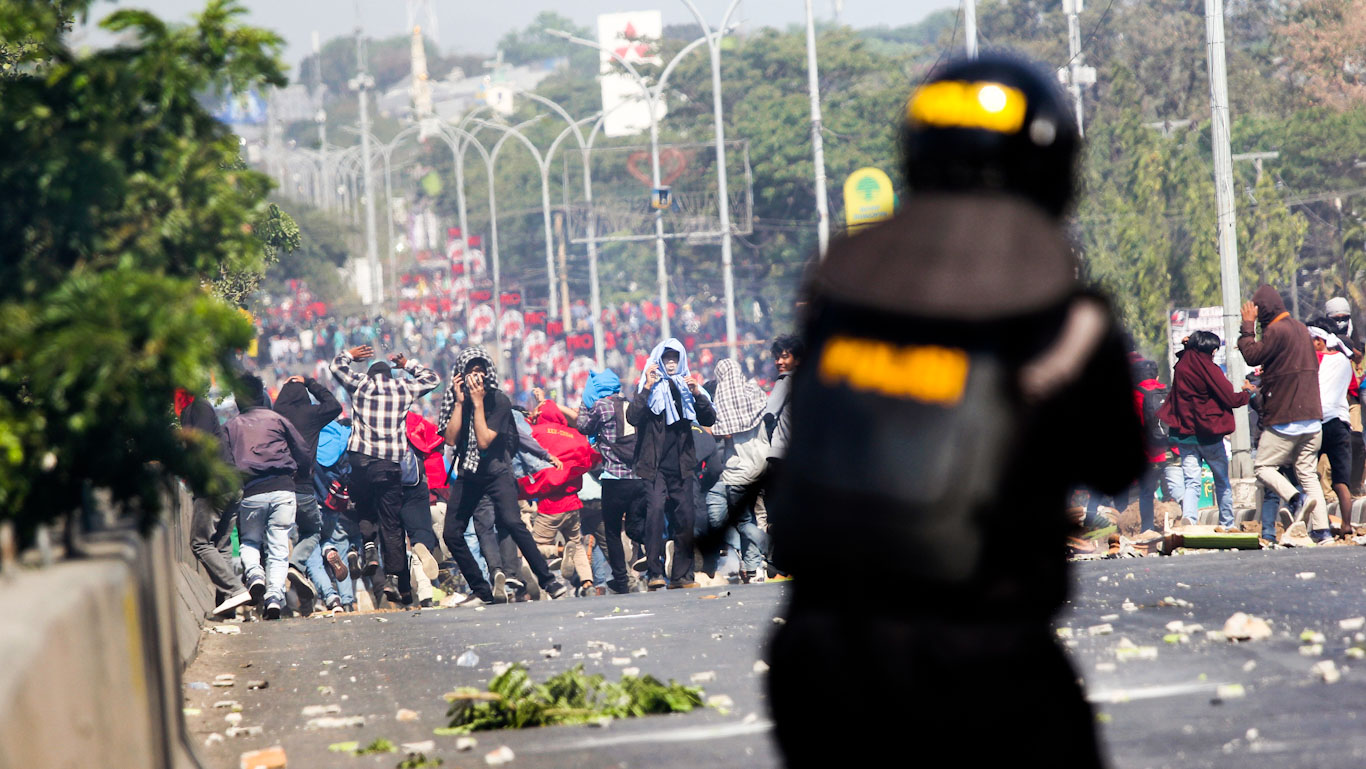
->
<box><xmin>518</xmin><ymin>401</ymin><xmax>600</xmax><ymax>515</ymax></box>
<box><xmin>405</xmin><ymin>412</ymin><xmax>449</xmax><ymax>491</ymax></box>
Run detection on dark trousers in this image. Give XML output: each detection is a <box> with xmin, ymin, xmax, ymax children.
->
<box><xmin>600</xmin><ymin>478</ymin><xmax>647</xmax><ymax>591</ymax></box>
<box><xmin>400</xmin><ymin>478</ymin><xmax>442</xmax><ymax>560</ymax></box>
<box><xmin>644</xmin><ymin>470</ymin><xmax>695</xmax><ymax>582</ymax></box>
<box><xmin>348</xmin><ymin>452</ymin><xmax>406</xmax><ymax>577</ymax></box>
<box><xmin>443</xmin><ymin>469</ymin><xmax>554</xmax><ymax>599</ymax></box>
<box><xmin>191</xmin><ymin>494</ymin><xmax>240</xmax><ymax>596</ymax></box>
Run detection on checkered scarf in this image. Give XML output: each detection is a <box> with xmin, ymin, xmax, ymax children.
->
<box><xmin>437</xmin><ymin>346</ymin><xmax>499</xmax><ymax>476</ymax></box>
<box><xmin>711</xmin><ymin>358</ymin><xmax>767</xmax><ymax>437</ymax></box>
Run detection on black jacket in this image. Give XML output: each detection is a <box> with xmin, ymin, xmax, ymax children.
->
<box><xmin>273</xmin><ymin>378</ymin><xmax>343</xmax><ymax>487</ymax></box>
<box><xmin>625</xmin><ymin>380</ymin><xmax>717</xmax><ymax>481</ymax></box>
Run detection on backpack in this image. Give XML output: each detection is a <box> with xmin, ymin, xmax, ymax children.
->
<box><xmin>1140</xmin><ymin>384</ymin><xmax>1169</xmax><ymax>448</ymax></box>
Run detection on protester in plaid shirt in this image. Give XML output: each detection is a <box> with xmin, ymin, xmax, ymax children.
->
<box><xmin>573</xmin><ymin>369</ymin><xmax>644</xmax><ymax>594</ymax></box>
<box><xmin>331</xmin><ymin>345</ymin><xmax>439</xmax><ymax>604</ymax></box>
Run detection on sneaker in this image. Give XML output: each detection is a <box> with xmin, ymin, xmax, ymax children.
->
<box><xmin>455</xmin><ymin>593</ymin><xmax>494</xmax><ymax>608</ymax></box>
<box><xmin>381</xmin><ymin>575</ymin><xmax>403</xmax><ymax>605</ymax></box>
<box><xmin>419</xmin><ymin>598</ymin><xmax>434</xmax><ymax>608</ymax></box>
<box><xmin>576</xmin><ymin>581</ymin><xmax>595</xmax><ymax>597</ymax></box>
<box><xmin>325</xmin><ymin>595</ymin><xmax>342</xmax><ymax>613</ymax></box>
<box><xmin>247</xmin><ymin>574</ymin><xmax>266</xmax><ymax>605</ymax></box>
<box><xmin>667</xmin><ymin>581</ymin><xmax>700</xmax><ymax>590</ymax></box>
<box><xmin>547</xmin><ymin>557</ymin><xmax>564</xmax><ymax>571</ymax></box>
<box><xmin>325</xmin><ymin>549</ymin><xmax>349</xmax><ymax>581</ymax></box>
<box><xmin>647</xmin><ymin>577</ymin><xmax>667</xmax><ymax>591</ymax></box>
<box><xmin>411</xmin><ymin>543</ymin><xmax>440</xmax><ymax>582</ymax></box>
<box><xmin>607</xmin><ymin>580</ymin><xmax>632</xmax><ymax>595</ymax></box>
<box><xmin>1311</xmin><ymin>528</ymin><xmax>1334</xmax><ymax>544</ymax></box>
<box><xmin>491</xmin><ymin>570</ymin><xmax>508</xmax><ymax>604</ymax></box>
<box><xmin>263</xmin><ymin>600</ymin><xmax>282</xmax><ymax>620</ymax></box>
<box><xmin>342</xmin><ymin>603</ymin><xmax>357</xmax><ymax>613</ymax></box>
<box><xmin>362</xmin><ymin>542</ymin><xmax>380</xmax><ymax>576</ymax></box>
<box><xmin>544</xmin><ymin>580</ymin><xmax>569</xmax><ymax>599</ymax></box>
<box><xmin>346</xmin><ymin>550</ymin><xmax>361</xmax><ymax>579</ymax></box>
<box><xmin>288</xmin><ymin>565</ymin><xmax>315</xmax><ymax>601</ymax></box>
<box><xmin>212</xmin><ymin>590</ymin><xmax>253</xmax><ymax>617</ymax></box>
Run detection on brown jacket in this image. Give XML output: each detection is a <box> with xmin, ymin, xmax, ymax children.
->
<box><xmin>1237</xmin><ymin>285</ymin><xmax>1321</xmax><ymax>427</ymax></box>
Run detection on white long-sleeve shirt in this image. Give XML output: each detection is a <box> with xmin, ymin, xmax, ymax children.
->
<box><xmin>1319</xmin><ymin>351</ymin><xmax>1353</xmax><ymax>424</ymax></box>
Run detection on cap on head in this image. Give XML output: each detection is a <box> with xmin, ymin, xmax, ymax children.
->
<box><xmin>901</xmin><ymin>52</ymin><xmax>1080</xmax><ymax>218</ymax></box>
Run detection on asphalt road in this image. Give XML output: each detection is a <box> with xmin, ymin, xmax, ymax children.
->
<box><xmin>184</xmin><ymin>547</ymin><xmax>1366</xmax><ymax>769</ymax></box>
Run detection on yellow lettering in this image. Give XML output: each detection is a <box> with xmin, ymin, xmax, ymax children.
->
<box><xmin>818</xmin><ymin>335</ymin><xmax>969</xmax><ymax>405</ymax></box>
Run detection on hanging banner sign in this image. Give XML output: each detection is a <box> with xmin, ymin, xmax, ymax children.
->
<box><xmin>843</xmin><ymin>167</ymin><xmax>896</xmax><ymax>232</ymax></box>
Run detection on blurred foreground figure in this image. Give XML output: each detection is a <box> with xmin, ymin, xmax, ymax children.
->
<box><xmin>767</xmin><ymin>54</ymin><xmax>1146</xmax><ymax>768</ymax></box>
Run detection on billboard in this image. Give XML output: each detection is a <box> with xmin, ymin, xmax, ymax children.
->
<box><xmin>597</xmin><ymin>11</ymin><xmax>667</xmax><ymax>138</ymax></box>
<box><xmin>1168</xmin><ymin>306</ymin><xmax>1228</xmax><ymax>371</ymax></box>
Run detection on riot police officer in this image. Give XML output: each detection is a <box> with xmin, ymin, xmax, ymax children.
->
<box><xmin>766</xmin><ymin>53</ymin><xmax>1147</xmax><ymax>767</ymax></box>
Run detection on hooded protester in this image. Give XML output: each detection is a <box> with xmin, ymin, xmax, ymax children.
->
<box><xmin>437</xmin><ymin>346</ymin><xmax>568</xmax><ymax>605</ymax></box>
<box><xmin>574</xmin><ymin>369</ymin><xmax>646</xmax><ymax>594</ymax></box>
<box><xmin>522</xmin><ymin>401</ymin><xmax>602</xmax><ymax>593</ymax></box>
<box><xmin>273</xmin><ymin>375</ymin><xmax>343</xmax><ymax>614</ymax></box>
<box><xmin>1158</xmin><ymin>331</ymin><xmax>1248</xmax><ymax>528</ymax></box>
<box><xmin>765</xmin><ymin>54</ymin><xmax>1146</xmax><ymax>768</ymax></box>
<box><xmin>177</xmin><ymin>388</ymin><xmax>247</xmax><ymax>616</ymax></box>
<box><xmin>1238</xmin><ymin>285</ymin><xmax>1330</xmax><ymax>541</ymax></box>
<box><xmin>1324</xmin><ymin>296</ymin><xmax>1366</xmax><ymax>494</ymax></box>
<box><xmin>703</xmin><ymin>359</ymin><xmax>771</xmax><ymax>582</ymax></box>
<box><xmin>330</xmin><ymin>345</ymin><xmax>441</xmax><ymax>605</ymax></box>
<box><xmin>224</xmin><ymin>373</ymin><xmax>312</xmax><ymax>619</ymax></box>
<box><xmin>626</xmin><ymin>338</ymin><xmax>717</xmax><ymax>590</ymax></box>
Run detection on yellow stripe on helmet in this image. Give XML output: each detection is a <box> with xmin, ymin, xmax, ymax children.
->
<box><xmin>907</xmin><ymin>80</ymin><xmax>1028</xmax><ymax>134</ymax></box>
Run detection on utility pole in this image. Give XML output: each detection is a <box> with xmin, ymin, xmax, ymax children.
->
<box><xmin>804</xmin><ymin>0</ymin><xmax>831</xmax><ymax>258</ymax></box>
<box><xmin>350</xmin><ymin>18</ymin><xmax>381</xmax><ymax>314</ymax></box>
<box><xmin>555</xmin><ymin>211</ymin><xmax>570</xmax><ymax>328</ymax></box>
<box><xmin>963</xmin><ymin>0</ymin><xmax>979</xmax><ymax>58</ymax></box>
<box><xmin>1058</xmin><ymin>0</ymin><xmax>1096</xmax><ymax>136</ymax></box>
<box><xmin>311</xmin><ymin>31</ymin><xmax>329</xmax><ymax>211</ymax></box>
<box><xmin>1205</xmin><ymin>0</ymin><xmax>1251</xmax><ymax>477</ymax></box>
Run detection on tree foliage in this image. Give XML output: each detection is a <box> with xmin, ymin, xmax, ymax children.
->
<box><xmin>0</xmin><ymin>0</ymin><xmax>287</xmax><ymax>536</ymax></box>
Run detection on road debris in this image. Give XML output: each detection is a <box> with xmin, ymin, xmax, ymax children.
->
<box><xmin>226</xmin><ymin>725</ymin><xmax>264</xmax><ymax>738</ymax></box>
<box><xmin>707</xmin><ymin>694</ymin><xmax>735</xmax><ymax>712</ymax></box>
<box><xmin>1087</xmin><ymin>623</ymin><xmax>1114</xmax><ymax>636</ymax></box>
<box><xmin>1223</xmin><ymin>612</ymin><xmax>1273</xmax><ymax>641</ymax></box>
<box><xmin>300</xmin><ymin>705</ymin><xmax>340</xmax><ymax>717</ymax></box>
<box><xmin>225</xmin><ymin>712</ymin><xmax>242</xmax><ymax>726</ymax></box>
<box><xmin>187</xmin><ymin>682</ymin><xmax>211</xmax><ymax>690</ymax></box>
<box><xmin>1300</xmin><ymin>629</ymin><xmax>1327</xmax><ymax>644</ymax></box>
<box><xmin>306</xmin><ymin>716</ymin><xmax>365</xmax><ymax>729</ymax></box>
<box><xmin>752</xmin><ymin>660</ymin><xmax>770</xmax><ymax>674</ymax></box>
<box><xmin>1312</xmin><ymin>660</ymin><xmax>1341</xmax><ymax>683</ymax></box>
<box><xmin>212</xmin><ymin>625</ymin><xmax>242</xmax><ymax>635</ymax></box>
<box><xmin>397</xmin><ymin>708</ymin><xmax>420</xmax><ymax>722</ymax></box>
<box><xmin>484</xmin><ymin>746</ymin><xmax>515</xmax><ymax>766</ymax></box>
<box><xmin>214</xmin><ymin>700</ymin><xmax>240</xmax><ymax>710</ymax></box>
<box><xmin>246</xmin><ymin>680</ymin><xmax>269</xmax><ymax>690</ymax></box>
<box><xmin>204</xmin><ymin>733</ymin><xmax>224</xmax><ymax>747</ymax></box>
<box><xmin>1158</xmin><ymin>596</ymin><xmax>1192</xmax><ymax>608</ymax></box>
<box><xmin>1296</xmin><ymin>572</ymin><xmax>1317</xmax><ymax>580</ymax></box>
<box><xmin>690</xmin><ymin>670</ymin><xmax>716</xmax><ymax>683</ymax></box>
<box><xmin>455</xmin><ymin>737</ymin><xmax>478</xmax><ymax>752</ymax></box>
<box><xmin>1213</xmin><ymin>683</ymin><xmax>1245</xmax><ymax>702</ymax></box>
<box><xmin>610</xmin><ymin>657</ymin><xmax>631</xmax><ymax>665</ymax></box>
<box><xmin>1300</xmin><ymin>644</ymin><xmax>1324</xmax><ymax>656</ymax></box>
<box><xmin>238</xmin><ymin>746</ymin><xmax>286</xmax><ymax>769</ymax></box>
<box><xmin>539</xmin><ymin>648</ymin><xmax>561</xmax><ymax>659</ymax></box>
<box><xmin>631</xmin><ymin>648</ymin><xmax>648</xmax><ymax>658</ymax></box>
<box><xmin>456</xmin><ymin>650</ymin><xmax>480</xmax><ymax>667</ymax></box>
<box><xmin>1340</xmin><ymin>617</ymin><xmax>1366</xmax><ymax>631</ymax></box>
<box><xmin>355</xmin><ymin>738</ymin><xmax>398</xmax><ymax>755</ymax></box>
<box><xmin>401</xmin><ymin>740</ymin><xmax>436</xmax><ymax>753</ymax></box>
<box><xmin>327</xmin><ymin>741</ymin><xmax>359</xmax><ymax>753</ymax></box>
<box><xmin>622</xmin><ymin>667</ymin><xmax>640</xmax><ymax>677</ymax></box>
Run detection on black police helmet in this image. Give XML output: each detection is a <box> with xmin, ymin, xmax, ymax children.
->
<box><xmin>901</xmin><ymin>53</ymin><xmax>1080</xmax><ymax>219</ymax></box>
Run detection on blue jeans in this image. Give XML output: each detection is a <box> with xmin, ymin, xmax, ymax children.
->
<box><xmin>704</xmin><ymin>484</ymin><xmax>768</xmax><ymax>573</ymax></box>
<box><xmin>464</xmin><ymin>518</ymin><xmax>487</xmax><ymax>579</ymax></box>
<box><xmin>237</xmin><ymin>490</ymin><xmax>297</xmax><ymax>604</ymax></box>
<box><xmin>1181</xmin><ymin>441</ymin><xmax>1233</xmax><ymax>526</ymax></box>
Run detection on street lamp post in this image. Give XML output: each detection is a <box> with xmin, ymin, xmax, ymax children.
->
<box><xmin>678</xmin><ymin>0</ymin><xmax>745</xmax><ymax>361</ymax></box>
<box><xmin>547</xmin><ymin>28</ymin><xmax>736</xmax><ymax>343</ymax></box>
<box><xmin>803</xmin><ymin>0</ymin><xmax>831</xmax><ymax>259</ymax></box>
<box><xmin>346</xmin><ymin>128</ymin><xmax>400</xmax><ymax>313</ymax></box>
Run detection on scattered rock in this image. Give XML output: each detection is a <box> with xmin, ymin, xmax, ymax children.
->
<box><xmin>491</xmin><ymin>662</ymin><xmax>511</xmax><ymax>676</ymax></box>
<box><xmin>246</xmin><ymin>680</ymin><xmax>268</xmax><ymax>690</ymax></box>
<box><xmin>752</xmin><ymin>660</ymin><xmax>770</xmax><ymax>674</ymax></box>
<box><xmin>707</xmin><ymin>694</ymin><xmax>735</xmax><ymax>711</ymax></box>
<box><xmin>1300</xmin><ymin>644</ymin><xmax>1324</xmax><ymax>656</ymax></box>
<box><xmin>1348</xmin><ymin>647</ymin><xmax>1366</xmax><ymax>660</ymax></box>
<box><xmin>1242</xmin><ymin>660</ymin><xmax>1257</xmax><ymax>672</ymax></box>
<box><xmin>1301</xmin><ymin>629</ymin><xmax>1327</xmax><ymax>644</ymax></box>
<box><xmin>622</xmin><ymin>667</ymin><xmax>640</xmax><ymax>677</ymax></box>
<box><xmin>183</xmin><ymin>707</ymin><xmax>201</xmax><ymax>717</ymax></box>
<box><xmin>212</xmin><ymin>625</ymin><xmax>241</xmax><ymax>635</ymax></box>
<box><xmin>204</xmin><ymin>733</ymin><xmax>224</xmax><ymax>747</ymax></box>
<box><xmin>1312</xmin><ymin>660</ymin><xmax>1341</xmax><ymax>683</ymax></box>
<box><xmin>1100</xmin><ymin>614</ymin><xmax>1120</xmax><ymax>622</ymax></box>
<box><xmin>187</xmin><ymin>682</ymin><xmax>211</xmax><ymax>690</ymax></box>
<box><xmin>587</xmin><ymin>641</ymin><xmax>617</xmax><ymax>652</ymax></box>
<box><xmin>1296</xmin><ymin>572</ymin><xmax>1317</xmax><ymax>580</ymax></box>
<box><xmin>396</xmin><ymin>709</ymin><xmax>419</xmax><ymax>722</ymax></box>
<box><xmin>772</xmin><ymin>617</ymin><xmax>786</xmax><ymax>625</ymax></box>
<box><xmin>631</xmin><ymin>648</ymin><xmax>648</xmax><ymax>658</ymax></box>
<box><xmin>1158</xmin><ymin>596</ymin><xmax>1193</xmax><ymax>608</ymax></box>
<box><xmin>539</xmin><ymin>648</ymin><xmax>561</xmax><ymax>659</ymax></box>
<box><xmin>1094</xmin><ymin>662</ymin><xmax>1116</xmax><ymax>673</ymax></box>
<box><xmin>690</xmin><ymin>671</ymin><xmax>716</xmax><ymax>684</ymax></box>
<box><xmin>1340</xmin><ymin>617</ymin><xmax>1366</xmax><ymax>631</ymax></box>
<box><xmin>213</xmin><ymin>700</ymin><xmax>240</xmax><ymax>710</ymax></box>
<box><xmin>1223</xmin><ymin>613</ymin><xmax>1272</xmax><ymax>642</ymax></box>
<box><xmin>456</xmin><ymin>650</ymin><xmax>480</xmax><ymax>667</ymax></box>
<box><xmin>1087</xmin><ymin>623</ymin><xmax>1114</xmax><ymax>636</ymax></box>
<box><xmin>306</xmin><ymin>716</ymin><xmax>365</xmax><ymax>729</ymax></box>
<box><xmin>401</xmin><ymin>740</ymin><xmax>436</xmax><ymax>753</ymax></box>
<box><xmin>226</xmin><ymin>726</ymin><xmax>263</xmax><ymax>738</ymax></box>
<box><xmin>455</xmin><ymin>737</ymin><xmax>478</xmax><ymax>752</ymax></box>
<box><xmin>238</xmin><ymin>745</ymin><xmax>287</xmax><ymax>769</ymax></box>
<box><xmin>225</xmin><ymin>713</ymin><xmax>242</xmax><ymax>726</ymax></box>
<box><xmin>301</xmin><ymin>705</ymin><xmax>340</xmax><ymax>717</ymax></box>
<box><xmin>484</xmin><ymin>745</ymin><xmax>515</xmax><ymax>766</ymax></box>
<box><xmin>1213</xmin><ymin>683</ymin><xmax>1245</xmax><ymax>702</ymax></box>
<box><xmin>610</xmin><ymin>657</ymin><xmax>631</xmax><ymax>666</ymax></box>
<box><xmin>1056</xmin><ymin>627</ymin><xmax>1074</xmax><ymax>639</ymax></box>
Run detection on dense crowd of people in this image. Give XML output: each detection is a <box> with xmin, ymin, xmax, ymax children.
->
<box><xmin>180</xmin><ymin>310</ymin><xmax>806</xmax><ymax>616</ymax></box>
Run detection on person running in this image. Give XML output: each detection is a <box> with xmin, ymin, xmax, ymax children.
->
<box><xmin>626</xmin><ymin>338</ymin><xmax>716</xmax><ymax>590</ymax></box>
<box><xmin>1238</xmin><ymin>286</ymin><xmax>1330</xmax><ymax>542</ymax></box>
<box><xmin>1307</xmin><ymin>318</ymin><xmax>1356</xmax><ymax>537</ymax></box>
<box><xmin>330</xmin><ymin>346</ymin><xmax>441</xmax><ymax>604</ymax></box>
<box><xmin>706</xmin><ymin>358</ymin><xmax>771</xmax><ymax>583</ymax></box>
<box><xmin>273</xmin><ymin>374</ymin><xmax>343</xmax><ymax>613</ymax></box>
<box><xmin>523</xmin><ymin>398</ymin><xmax>600</xmax><ymax>594</ymax></box>
<box><xmin>1158</xmin><ymin>331</ymin><xmax>1247</xmax><ymax>528</ymax></box>
<box><xmin>437</xmin><ymin>346</ymin><xmax>568</xmax><ymax>605</ymax></box>
<box><xmin>176</xmin><ymin>387</ymin><xmax>246</xmax><ymax>617</ymax></box>
<box><xmin>224</xmin><ymin>374</ymin><xmax>312</xmax><ymax>619</ymax></box>
<box><xmin>574</xmin><ymin>370</ymin><xmax>645</xmax><ymax>594</ymax></box>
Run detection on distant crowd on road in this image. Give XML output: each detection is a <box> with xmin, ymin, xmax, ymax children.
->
<box><xmin>178</xmin><ymin>320</ymin><xmax>804</xmax><ymax>618</ymax></box>
<box><xmin>1080</xmin><ymin>289</ymin><xmax>1366</xmax><ymax>549</ymax></box>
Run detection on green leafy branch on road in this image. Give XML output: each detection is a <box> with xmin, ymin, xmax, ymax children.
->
<box><xmin>442</xmin><ymin>664</ymin><xmax>704</xmax><ymax>733</ymax></box>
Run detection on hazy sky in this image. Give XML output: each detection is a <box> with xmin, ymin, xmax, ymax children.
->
<box><xmin>76</xmin><ymin>0</ymin><xmax>958</xmax><ymax>70</ymax></box>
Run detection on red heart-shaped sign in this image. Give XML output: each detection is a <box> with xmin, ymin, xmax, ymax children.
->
<box><xmin>625</xmin><ymin>148</ymin><xmax>689</xmax><ymax>187</ymax></box>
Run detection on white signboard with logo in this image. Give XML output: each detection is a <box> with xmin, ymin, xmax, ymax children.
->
<box><xmin>597</xmin><ymin>11</ymin><xmax>667</xmax><ymax>138</ymax></box>
<box><xmin>1168</xmin><ymin>306</ymin><xmax>1228</xmax><ymax>371</ymax></box>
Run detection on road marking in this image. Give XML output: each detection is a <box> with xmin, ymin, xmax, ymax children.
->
<box><xmin>592</xmin><ymin>613</ymin><xmax>656</xmax><ymax>621</ymax></box>
<box><xmin>519</xmin><ymin>719</ymin><xmax>773</xmax><ymax>752</ymax></box>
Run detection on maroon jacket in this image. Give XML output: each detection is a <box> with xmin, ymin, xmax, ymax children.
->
<box><xmin>1159</xmin><ymin>349</ymin><xmax>1250</xmax><ymax>442</ymax></box>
